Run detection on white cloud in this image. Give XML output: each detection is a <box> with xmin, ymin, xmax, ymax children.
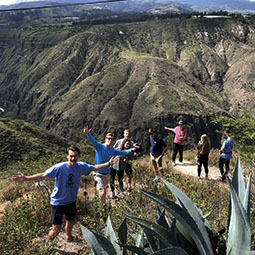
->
<box><xmin>0</xmin><ymin>0</ymin><xmax>38</xmax><ymax>6</ymax></box>
<box><xmin>0</xmin><ymin>0</ymin><xmax>18</xmax><ymax>5</ymax></box>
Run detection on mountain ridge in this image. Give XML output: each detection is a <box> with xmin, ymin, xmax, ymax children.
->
<box><xmin>1</xmin><ymin>17</ymin><xmax>255</xmax><ymax>148</ymax></box>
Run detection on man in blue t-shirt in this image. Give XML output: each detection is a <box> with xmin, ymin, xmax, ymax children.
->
<box><xmin>219</xmin><ymin>128</ymin><xmax>234</xmax><ymax>182</ymax></box>
<box><xmin>12</xmin><ymin>145</ymin><xmax>117</xmax><ymax>242</ymax></box>
<box><xmin>83</xmin><ymin>126</ymin><xmax>135</xmax><ymax>205</ymax></box>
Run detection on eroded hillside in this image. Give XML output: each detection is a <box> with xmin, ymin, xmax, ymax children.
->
<box><xmin>1</xmin><ymin>17</ymin><xmax>255</xmax><ymax>147</ymax></box>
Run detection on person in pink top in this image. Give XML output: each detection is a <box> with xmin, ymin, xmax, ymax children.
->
<box><xmin>164</xmin><ymin>120</ymin><xmax>187</xmax><ymax>166</ymax></box>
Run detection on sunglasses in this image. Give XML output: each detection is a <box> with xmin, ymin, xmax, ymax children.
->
<box><xmin>107</xmin><ymin>137</ymin><xmax>113</xmax><ymax>140</ymax></box>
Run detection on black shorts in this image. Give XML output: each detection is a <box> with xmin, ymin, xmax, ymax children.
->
<box><xmin>51</xmin><ymin>201</ymin><xmax>77</xmax><ymax>225</ymax></box>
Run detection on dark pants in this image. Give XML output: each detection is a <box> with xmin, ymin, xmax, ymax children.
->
<box><xmin>172</xmin><ymin>143</ymin><xmax>184</xmax><ymax>162</ymax></box>
<box><xmin>110</xmin><ymin>168</ymin><xmax>124</xmax><ymax>192</ymax></box>
<box><xmin>197</xmin><ymin>154</ymin><xmax>209</xmax><ymax>177</ymax></box>
<box><xmin>219</xmin><ymin>157</ymin><xmax>230</xmax><ymax>181</ymax></box>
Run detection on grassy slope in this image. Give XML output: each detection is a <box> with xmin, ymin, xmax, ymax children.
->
<box><xmin>0</xmin><ymin>118</ymin><xmax>93</xmax><ymax>174</ymax></box>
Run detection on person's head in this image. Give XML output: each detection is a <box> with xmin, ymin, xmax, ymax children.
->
<box><xmin>148</xmin><ymin>128</ymin><xmax>156</xmax><ymax>138</ymax></box>
<box><xmin>224</xmin><ymin>128</ymin><xmax>231</xmax><ymax>138</ymax></box>
<box><xmin>105</xmin><ymin>132</ymin><xmax>114</xmax><ymax>146</ymax></box>
<box><xmin>66</xmin><ymin>146</ymin><xmax>80</xmax><ymax>167</ymax></box>
<box><xmin>120</xmin><ymin>138</ymin><xmax>132</xmax><ymax>150</ymax></box>
<box><xmin>200</xmin><ymin>134</ymin><xmax>210</xmax><ymax>145</ymax></box>
<box><xmin>178</xmin><ymin>120</ymin><xmax>184</xmax><ymax>128</ymax></box>
<box><xmin>123</xmin><ymin>129</ymin><xmax>131</xmax><ymax>139</ymax></box>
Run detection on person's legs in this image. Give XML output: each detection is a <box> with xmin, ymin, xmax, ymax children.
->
<box><xmin>225</xmin><ymin>159</ymin><xmax>230</xmax><ymax>175</ymax></box>
<box><xmin>65</xmin><ymin>220</ymin><xmax>75</xmax><ymax>240</ymax></box>
<box><xmin>178</xmin><ymin>145</ymin><xmax>184</xmax><ymax>163</ymax></box>
<box><xmin>197</xmin><ymin>158</ymin><xmax>202</xmax><ymax>178</ymax></box>
<box><xmin>157</xmin><ymin>156</ymin><xmax>164</xmax><ymax>175</ymax></box>
<box><xmin>117</xmin><ymin>170</ymin><xmax>125</xmax><ymax>192</ymax></box>
<box><xmin>48</xmin><ymin>224</ymin><xmax>62</xmax><ymax>241</ymax></box>
<box><xmin>98</xmin><ymin>188</ymin><xmax>107</xmax><ymax>205</ymax></box>
<box><xmin>202</xmin><ymin>154</ymin><xmax>209</xmax><ymax>178</ymax></box>
<box><xmin>219</xmin><ymin>157</ymin><xmax>225</xmax><ymax>178</ymax></box>
<box><xmin>125</xmin><ymin>164</ymin><xmax>132</xmax><ymax>191</ymax></box>
<box><xmin>150</xmin><ymin>154</ymin><xmax>159</xmax><ymax>176</ymax></box>
<box><xmin>172</xmin><ymin>143</ymin><xmax>178</xmax><ymax>163</ymax></box>
<box><xmin>48</xmin><ymin>204</ymin><xmax>64</xmax><ymax>241</ymax></box>
<box><xmin>94</xmin><ymin>174</ymin><xmax>108</xmax><ymax>204</ymax></box>
<box><xmin>65</xmin><ymin>202</ymin><xmax>77</xmax><ymax>240</ymax></box>
<box><xmin>110</xmin><ymin>168</ymin><xmax>117</xmax><ymax>193</ymax></box>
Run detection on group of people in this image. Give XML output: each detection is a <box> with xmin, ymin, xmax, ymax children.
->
<box><xmin>12</xmin><ymin>126</ymin><xmax>138</xmax><ymax>242</ymax></box>
<box><xmin>148</xmin><ymin>120</ymin><xmax>187</xmax><ymax>181</ymax></box>
<box><xmin>11</xmin><ymin>121</ymin><xmax>234</xmax><ymax>243</ymax></box>
<box><xmin>149</xmin><ymin>121</ymin><xmax>234</xmax><ymax>183</ymax></box>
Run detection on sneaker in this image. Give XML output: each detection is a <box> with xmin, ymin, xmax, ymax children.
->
<box><xmin>67</xmin><ymin>236</ymin><xmax>73</xmax><ymax>242</ymax></box>
<box><xmin>205</xmin><ymin>174</ymin><xmax>208</xmax><ymax>180</ymax></box>
<box><xmin>172</xmin><ymin>161</ymin><xmax>176</xmax><ymax>166</ymax></box>
<box><xmin>178</xmin><ymin>161</ymin><xmax>184</xmax><ymax>165</ymax></box>
<box><xmin>153</xmin><ymin>176</ymin><xmax>160</xmax><ymax>182</ymax></box>
<box><xmin>110</xmin><ymin>192</ymin><xmax>116</xmax><ymax>199</ymax></box>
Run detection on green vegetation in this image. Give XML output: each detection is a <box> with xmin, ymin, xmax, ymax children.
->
<box><xmin>211</xmin><ymin>112</ymin><xmax>255</xmax><ymax>163</ymax></box>
<box><xmin>81</xmin><ymin>158</ymin><xmax>253</xmax><ymax>255</ymax></box>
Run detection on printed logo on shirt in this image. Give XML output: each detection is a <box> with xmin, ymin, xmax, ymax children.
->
<box><xmin>66</xmin><ymin>174</ymin><xmax>74</xmax><ymax>188</ymax></box>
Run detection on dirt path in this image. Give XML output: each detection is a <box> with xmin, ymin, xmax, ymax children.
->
<box><xmin>172</xmin><ymin>160</ymin><xmax>221</xmax><ymax>180</ymax></box>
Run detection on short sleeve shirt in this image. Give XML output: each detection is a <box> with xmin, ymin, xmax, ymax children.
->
<box><xmin>220</xmin><ymin>137</ymin><xmax>234</xmax><ymax>160</ymax></box>
<box><xmin>150</xmin><ymin>136</ymin><xmax>166</xmax><ymax>158</ymax></box>
<box><xmin>45</xmin><ymin>162</ymin><xmax>94</xmax><ymax>206</ymax></box>
<box><xmin>173</xmin><ymin>126</ymin><xmax>187</xmax><ymax>145</ymax></box>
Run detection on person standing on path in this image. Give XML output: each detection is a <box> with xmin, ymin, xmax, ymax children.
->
<box><xmin>164</xmin><ymin>120</ymin><xmax>187</xmax><ymax>166</ymax></box>
<box><xmin>112</xmin><ymin>129</ymin><xmax>137</xmax><ymax>193</ymax></box>
<box><xmin>219</xmin><ymin>128</ymin><xmax>234</xmax><ymax>182</ymax></box>
<box><xmin>148</xmin><ymin>128</ymin><xmax>167</xmax><ymax>182</ymax></box>
<box><xmin>110</xmin><ymin>138</ymin><xmax>133</xmax><ymax>196</ymax></box>
<box><xmin>197</xmin><ymin>134</ymin><xmax>211</xmax><ymax>179</ymax></box>
<box><xmin>12</xmin><ymin>146</ymin><xmax>117</xmax><ymax>242</ymax></box>
<box><xmin>83</xmin><ymin>126</ymin><xmax>135</xmax><ymax>205</ymax></box>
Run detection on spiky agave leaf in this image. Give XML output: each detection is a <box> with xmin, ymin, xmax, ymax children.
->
<box><xmin>105</xmin><ymin>216</ymin><xmax>122</xmax><ymax>254</ymax></box>
<box><xmin>243</xmin><ymin>172</ymin><xmax>252</xmax><ymax>221</ymax></box>
<box><xmin>226</xmin><ymin>177</ymin><xmax>251</xmax><ymax>255</ymax></box>
<box><xmin>118</xmin><ymin>243</ymin><xmax>149</xmax><ymax>255</ymax></box>
<box><xmin>228</xmin><ymin>158</ymin><xmax>252</xmax><ymax>230</ymax></box>
<box><xmin>151</xmin><ymin>247</ymin><xmax>189</xmax><ymax>254</ymax></box>
<box><xmin>124</xmin><ymin>212</ymin><xmax>175</xmax><ymax>248</ymax></box>
<box><xmin>231</xmin><ymin>157</ymin><xmax>246</xmax><ymax>201</ymax></box>
<box><xmin>161</xmin><ymin>179</ymin><xmax>215</xmax><ymax>254</ymax></box>
<box><xmin>80</xmin><ymin>224</ymin><xmax>117</xmax><ymax>255</ymax></box>
<box><xmin>118</xmin><ymin>218</ymin><xmax>127</xmax><ymax>255</ymax></box>
<box><xmin>140</xmin><ymin>189</ymin><xmax>214</xmax><ymax>255</ymax></box>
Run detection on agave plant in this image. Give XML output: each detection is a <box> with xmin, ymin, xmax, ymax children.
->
<box><xmin>81</xmin><ymin>158</ymin><xmax>254</xmax><ymax>255</ymax></box>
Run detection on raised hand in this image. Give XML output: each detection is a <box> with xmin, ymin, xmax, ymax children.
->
<box><xmin>12</xmin><ymin>172</ymin><xmax>26</xmax><ymax>182</ymax></box>
<box><xmin>83</xmin><ymin>125</ymin><xmax>91</xmax><ymax>134</ymax></box>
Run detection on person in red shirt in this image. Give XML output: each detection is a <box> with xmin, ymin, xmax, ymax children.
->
<box><xmin>164</xmin><ymin>120</ymin><xmax>187</xmax><ymax>166</ymax></box>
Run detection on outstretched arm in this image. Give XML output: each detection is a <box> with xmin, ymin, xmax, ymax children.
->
<box><xmin>83</xmin><ymin>125</ymin><xmax>101</xmax><ymax>150</ymax></box>
<box><xmin>12</xmin><ymin>172</ymin><xmax>47</xmax><ymax>182</ymax></box>
<box><xmin>164</xmin><ymin>126</ymin><xmax>174</xmax><ymax>132</ymax></box>
<box><xmin>93</xmin><ymin>156</ymin><xmax>119</xmax><ymax>171</ymax></box>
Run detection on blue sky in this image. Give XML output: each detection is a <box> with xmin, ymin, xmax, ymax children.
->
<box><xmin>1</xmin><ymin>0</ymin><xmax>255</xmax><ymax>6</ymax></box>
